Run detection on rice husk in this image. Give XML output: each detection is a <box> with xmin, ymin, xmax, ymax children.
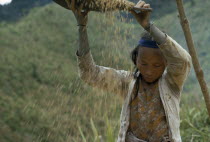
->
<box><xmin>62</xmin><ymin>0</ymin><xmax>135</xmax><ymax>12</ymax></box>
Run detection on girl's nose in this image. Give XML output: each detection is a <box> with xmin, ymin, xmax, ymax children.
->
<box><xmin>145</xmin><ymin>69</ymin><xmax>153</xmax><ymax>76</ymax></box>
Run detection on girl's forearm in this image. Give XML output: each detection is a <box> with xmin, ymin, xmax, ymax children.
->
<box><xmin>145</xmin><ymin>23</ymin><xmax>167</xmax><ymax>45</ymax></box>
<box><xmin>77</xmin><ymin>26</ymin><xmax>90</xmax><ymax>56</ymax></box>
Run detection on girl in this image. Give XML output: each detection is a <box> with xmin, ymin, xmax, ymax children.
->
<box><xmin>70</xmin><ymin>0</ymin><xmax>191</xmax><ymax>141</ymax></box>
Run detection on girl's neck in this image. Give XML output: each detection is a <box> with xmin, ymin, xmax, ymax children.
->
<box><xmin>140</xmin><ymin>77</ymin><xmax>159</xmax><ymax>91</ymax></box>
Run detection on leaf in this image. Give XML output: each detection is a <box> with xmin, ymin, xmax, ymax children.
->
<box><xmin>78</xmin><ymin>125</ymin><xmax>87</xmax><ymax>142</ymax></box>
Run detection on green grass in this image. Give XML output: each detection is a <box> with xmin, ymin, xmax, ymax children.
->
<box><xmin>0</xmin><ymin>1</ymin><xmax>210</xmax><ymax>142</ymax></box>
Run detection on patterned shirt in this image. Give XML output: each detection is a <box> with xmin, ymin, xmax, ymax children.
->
<box><xmin>126</xmin><ymin>79</ymin><xmax>169</xmax><ymax>142</ymax></box>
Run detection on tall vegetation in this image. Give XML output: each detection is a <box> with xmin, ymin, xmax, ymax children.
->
<box><xmin>0</xmin><ymin>1</ymin><xmax>209</xmax><ymax>141</ymax></box>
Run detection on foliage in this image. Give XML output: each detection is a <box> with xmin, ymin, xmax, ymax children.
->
<box><xmin>180</xmin><ymin>93</ymin><xmax>210</xmax><ymax>142</ymax></box>
<box><xmin>0</xmin><ymin>1</ymin><xmax>210</xmax><ymax>142</ymax></box>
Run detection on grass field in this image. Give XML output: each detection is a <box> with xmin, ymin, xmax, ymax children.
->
<box><xmin>0</xmin><ymin>1</ymin><xmax>210</xmax><ymax>142</ymax></box>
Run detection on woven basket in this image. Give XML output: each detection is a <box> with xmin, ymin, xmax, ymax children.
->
<box><xmin>53</xmin><ymin>0</ymin><xmax>152</xmax><ymax>12</ymax></box>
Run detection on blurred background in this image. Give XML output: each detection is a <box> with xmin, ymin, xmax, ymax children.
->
<box><xmin>0</xmin><ymin>0</ymin><xmax>210</xmax><ymax>141</ymax></box>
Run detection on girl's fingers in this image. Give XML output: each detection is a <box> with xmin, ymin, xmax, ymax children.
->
<box><xmin>137</xmin><ymin>1</ymin><xmax>146</xmax><ymax>8</ymax></box>
<box><xmin>143</xmin><ymin>4</ymin><xmax>150</xmax><ymax>8</ymax></box>
<box><xmin>65</xmin><ymin>0</ymin><xmax>71</xmax><ymax>9</ymax></box>
<box><xmin>136</xmin><ymin>0</ymin><xmax>142</xmax><ymax>5</ymax></box>
<box><xmin>78</xmin><ymin>1</ymin><xmax>84</xmax><ymax>12</ymax></box>
<box><xmin>79</xmin><ymin>2</ymin><xmax>89</xmax><ymax>16</ymax></box>
<box><xmin>71</xmin><ymin>0</ymin><xmax>76</xmax><ymax>11</ymax></box>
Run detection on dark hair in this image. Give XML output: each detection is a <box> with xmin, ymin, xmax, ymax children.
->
<box><xmin>130</xmin><ymin>31</ymin><xmax>154</xmax><ymax>77</ymax></box>
<box><xmin>130</xmin><ymin>32</ymin><xmax>155</xmax><ymax>101</ymax></box>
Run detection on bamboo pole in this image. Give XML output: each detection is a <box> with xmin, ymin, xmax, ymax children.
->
<box><xmin>175</xmin><ymin>0</ymin><xmax>210</xmax><ymax>118</ymax></box>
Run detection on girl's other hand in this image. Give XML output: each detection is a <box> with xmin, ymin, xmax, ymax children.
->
<box><xmin>65</xmin><ymin>0</ymin><xmax>89</xmax><ymax>26</ymax></box>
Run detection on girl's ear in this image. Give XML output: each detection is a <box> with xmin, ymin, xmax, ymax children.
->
<box><xmin>135</xmin><ymin>56</ymin><xmax>138</xmax><ymax>65</ymax></box>
<box><xmin>131</xmin><ymin>45</ymin><xmax>141</xmax><ymax>66</ymax></box>
<box><xmin>132</xmin><ymin>50</ymin><xmax>138</xmax><ymax>66</ymax></box>
<box><xmin>136</xmin><ymin>49</ymin><xmax>141</xmax><ymax>65</ymax></box>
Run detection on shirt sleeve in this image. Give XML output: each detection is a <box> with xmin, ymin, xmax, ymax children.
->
<box><xmin>158</xmin><ymin>35</ymin><xmax>192</xmax><ymax>95</ymax></box>
<box><xmin>76</xmin><ymin>50</ymin><xmax>133</xmax><ymax>99</ymax></box>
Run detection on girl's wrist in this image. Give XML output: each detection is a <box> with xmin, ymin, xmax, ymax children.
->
<box><xmin>142</xmin><ymin>21</ymin><xmax>151</xmax><ymax>30</ymax></box>
<box><xmin>144</xmin><ymin>22</ymin><xmax>152</xmax><ymax>31</ymax></box>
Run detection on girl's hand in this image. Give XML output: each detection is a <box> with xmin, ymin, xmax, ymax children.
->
<box><xmin>65</xmin><ymin>0</ymin><xmax>89</xmax><ymax>25</ymax></box>
<box><xmin>130</xmin><ymin>1</ymin><xmax>151</xmax><ymax>29</ymax></box>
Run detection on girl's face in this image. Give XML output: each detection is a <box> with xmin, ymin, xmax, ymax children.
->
<box><xmin>136</xmin><ymin>47</ymin><xmax>166</xmax><ymax>83</ymax></box>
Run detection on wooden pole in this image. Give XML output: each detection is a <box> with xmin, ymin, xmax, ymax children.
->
<box><xmin>175</xmin><ymin>0</ymin><xmax>210</xmax><ymax>118</ymax></box>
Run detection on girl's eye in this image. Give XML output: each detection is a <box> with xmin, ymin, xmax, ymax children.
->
<box><xmin>141</xmin><ymin>64</ymin><xmax>147</xmax><ymax>66</ymax></box>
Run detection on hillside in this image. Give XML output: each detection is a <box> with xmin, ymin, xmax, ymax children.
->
<box><xmin>0</xmin><ymin>0</ymin><xmax>51</xmax><ymax>21</ymax></box>
<box><xmin>0</xmin><ymin>1</ymin><xmax>210</xmax><ymax>142</ymax></box>
<box><xmin>0</xmin><ymin>3</ymin><xmax>139</xmax><ymax>142</ymax></box>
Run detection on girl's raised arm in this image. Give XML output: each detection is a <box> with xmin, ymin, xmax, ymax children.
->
<box><xmin>70</xmin><ymin>1</ymin><xmax>132</xmax><ymax>98</ymax></box>
<box><xmin>131</xmin><ymin>0</ymin><xmax>192</xmax><ymax>95</ymax></box>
